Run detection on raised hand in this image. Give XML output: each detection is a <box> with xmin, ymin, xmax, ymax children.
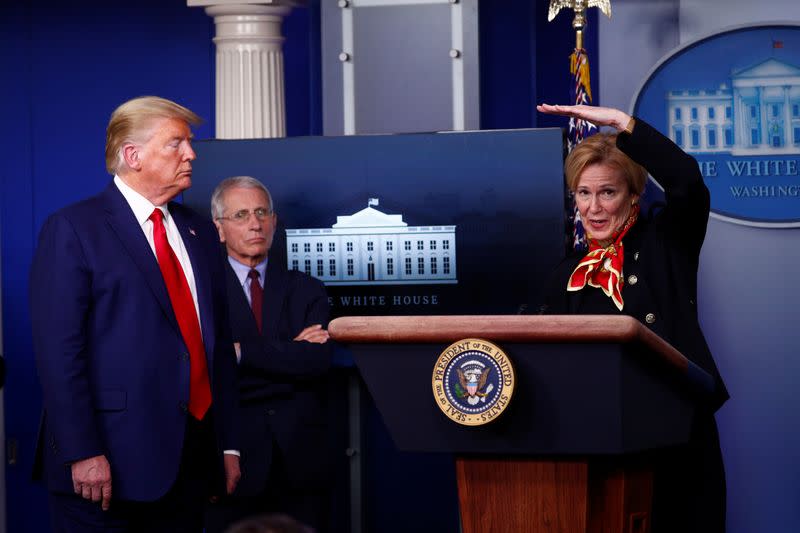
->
<box><xmin>537</xmin><ymin>103</ymin><xmax>632</xmax><ymax>132</ymax></box>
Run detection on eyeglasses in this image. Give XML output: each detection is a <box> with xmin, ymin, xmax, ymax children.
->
<box><xmin>216</xmin><ymin>208</ymin><xmax>272</xmax><ymax>224</ymax></box>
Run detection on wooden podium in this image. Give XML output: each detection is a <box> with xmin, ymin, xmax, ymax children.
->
<box><xmin>329</xmin><ymin>315</ymin><xmax>714</xmax><ymax>533</ymax></box>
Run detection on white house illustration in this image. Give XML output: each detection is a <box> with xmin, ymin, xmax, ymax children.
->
<box><xmin>285</xmin><ymin>199</ymin><xmax>457</xmax><ymax>286</ymax></box>
<box><xmin>666</xmin><ymin>58</ymin><xmax>800</xmax><ymax>155</ymax></box>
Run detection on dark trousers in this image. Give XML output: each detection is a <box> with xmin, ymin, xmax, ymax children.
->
<box><xmin>49</xmin><ymin>416</ymin><xmax>217</xmax><ymax>533</ymax></box>
<box><xmin>651</xmin><ymin>412</ymin><xmax>727</xmax><ymax>533</ymax></box>
<box><xmin>205</xmin><ymin>441</ymin><xmax>329</xmax><ymax>533</ymax></box>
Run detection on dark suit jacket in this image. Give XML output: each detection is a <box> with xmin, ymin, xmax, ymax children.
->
<box><xmin>30</xmin><ymin>182</ymin><xmax>239</xmax><ymax>501</ymax></box>
<box><xmin>225</xmin><ymin>258</ymin><xmax>331</xmax><ymax>497</ymax></box>
<box><xmin>542</xmin><ymin>118</ymin><xmax>729</xmax><ymax>411</ymax></box>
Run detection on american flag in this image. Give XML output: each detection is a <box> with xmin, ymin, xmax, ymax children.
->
<box><xmin>567</xmin><ymin>47</ymin><xmax>597</xmax><ymax>251</ymax></box>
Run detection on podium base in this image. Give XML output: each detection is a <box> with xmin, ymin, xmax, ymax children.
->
<box><xmin>456</xmin><ymin>457</ymin><xmax>653</xmax><ymax>533</ymax></box>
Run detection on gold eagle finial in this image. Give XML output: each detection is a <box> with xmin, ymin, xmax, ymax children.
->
<box><xmin>548</xmin><ymin>0</ymin><xmax>612</xmax><ymax>23</ymax></box>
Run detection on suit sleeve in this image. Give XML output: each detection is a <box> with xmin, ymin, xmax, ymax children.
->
<box><xmin>616</xmin><ymin>117</ymin><xmax>710</xmax><ymax>257</ymax></box>
<box><xmin>30</xmin><ymin>214</ymin><xmax>104</xmax><ymax>464</ymax></box>
<box><xmin>238</xmin><ymin>276</ymin><xmax>331</xmax><ymax>380</ymax></box>
<box><xmin>213</xmin><ymin>282</ymin><xmax>241</xmax><ymax>452</ymax></box>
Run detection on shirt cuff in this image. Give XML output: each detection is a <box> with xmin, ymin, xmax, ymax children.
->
<box><xmin>622</xmin><ymin>116</ymin><xmax>636</xmax><ymax>135</ymax></box>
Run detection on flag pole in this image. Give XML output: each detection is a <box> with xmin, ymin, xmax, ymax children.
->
<box><xmin>547</xmin><ymin>0</ymin><xmax>612</xmax><ymax>251</ymax></box>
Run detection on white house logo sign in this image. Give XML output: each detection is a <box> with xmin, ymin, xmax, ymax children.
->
<box><xmin>633</xmin><ymin>24</ymin><xmax>800</xmax><ymax>227</ymax></box>
<box><xmin>285</xmin><ymin>198</ymin><xmax>458</xmax><ymax>285</ymax></box>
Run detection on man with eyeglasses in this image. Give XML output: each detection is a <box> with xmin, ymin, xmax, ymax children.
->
<box><xmin>205</xmin><ymin>176</ymin><xmax>332</xmax><ymax>533</ymax></box>
<box><xmin>29</xmin><ymin>96</ymin><xmax>240</xmax><ymax>532</ymax></box>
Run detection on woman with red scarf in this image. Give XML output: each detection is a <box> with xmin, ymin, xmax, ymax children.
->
<box><xmin>538</xmin><ymin>104</ymin><xmax>728</xmax><ymax>533</ymax></box>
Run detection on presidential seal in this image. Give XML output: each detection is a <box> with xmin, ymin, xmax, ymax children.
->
<box><xmin>431</xmin><ymin>338</ymin><xmax>515</xmax><ymax>426</ymax></box>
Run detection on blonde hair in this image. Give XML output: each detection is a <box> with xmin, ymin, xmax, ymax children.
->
<box><xmin>564</xmin><ymin>133</ymin><xmax>647</xmax><ymax>196</ymax></box>
<box><xmin>104</xmin><ymin>96</ymin><xmax>202</xmax><ymax>175</ymax></box>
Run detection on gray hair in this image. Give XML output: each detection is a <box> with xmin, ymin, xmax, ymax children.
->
<box><xmin>211</xmin><ymin>176</ymin><xmax>274</xmax><ymax>220</ymax></box>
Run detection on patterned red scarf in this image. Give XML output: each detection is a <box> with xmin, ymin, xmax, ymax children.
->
<box><xmin>567</xmin><ymin>204</ymin><xmax>639</xmax><ymax>311</ymax></box>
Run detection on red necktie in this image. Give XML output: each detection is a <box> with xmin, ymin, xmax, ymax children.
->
<box><xmin>149</xmin><ymin>209</ymin><xmax>211</xmax><ymax>420</ymax></box>
<box><xmin>248</xmin><ymin>269</ymin><xmax>263</xmax><ymax>333</ymax></box>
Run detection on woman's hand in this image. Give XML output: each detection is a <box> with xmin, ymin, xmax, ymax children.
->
<box><xmin>537</xmin><ymin>104</ymin><xmax>632</xmax><ymax>132</ymax></box>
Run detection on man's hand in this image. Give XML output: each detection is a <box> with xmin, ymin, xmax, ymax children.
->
<box><xmin>224</xmin><ymin>453</ymin><xmax>241</xmax><ymax>495</ymax></box>
<box><xmin>72</xmin><ymin>455</ymin><xmax>112</xmax><ymax>511</ymax></box>
<box><xmin>293</xmin><ymin>324</ymin><xmax>329</xmax><ymax>344</ymax></box>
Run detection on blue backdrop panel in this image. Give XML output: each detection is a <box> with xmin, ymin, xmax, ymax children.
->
<box><xmin>185</xmin><ymin>128</ymin><xmax>567</xmax><ymax>318</ymax></box>
<box><xmin>184</xmin><ymin>130</ymin><xmax>567</xmax><ymax>532</ymax></box>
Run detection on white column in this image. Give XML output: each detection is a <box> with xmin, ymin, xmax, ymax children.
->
<box><xmin>783</xmin><ymin>85</ymin><xmax>791</xmax><ymax>148</ymax></box>
<box><xmin>189</xmin><ymin>1</ymin><xmax>299</xmax><ymax>139</ymax></box>
<box><xmin>735</xmin><ymin>88</ymin><xmax>747</xmax><ymax>148</ymax></box>
<box><xmin>758</xmin><ymin>86</ymin><xmax>768</xmax><ymax>147</ymax></box>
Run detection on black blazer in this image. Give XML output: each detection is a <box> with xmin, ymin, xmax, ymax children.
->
<box><xmin>225</xmin><ymin>258</ymin><xmax>331</xmax><ymax>496</ymax></box>
<box><xmin>542</xmin><ymin>118</ymin><xmax>729</xmax><ymax>411</ymax></box>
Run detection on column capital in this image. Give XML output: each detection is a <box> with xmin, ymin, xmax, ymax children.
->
<box><xmin>187</xmin><ymin>0</ymin><xmax>306</xmax><ymax>8</ymax></box>
<box><xmin>188</xmin><ymin>1</ymin><xmax>302</xmax><ymax>49</ymax></box>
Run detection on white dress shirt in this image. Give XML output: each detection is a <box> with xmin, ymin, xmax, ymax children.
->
<box><xmin>114</xmin><ymin>175</ymin><xmax>201</xmax><ymax>330</ymax></box>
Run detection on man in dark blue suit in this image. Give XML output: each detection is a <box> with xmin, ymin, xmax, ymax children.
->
<box><xmin>30</xmin><ymin>96</ymin><xmax>240</xmax><ymax>532</ymax></box>
<box><xmin>204</xmin><ymin>176</ymin><xmax>331</xmax><ymax>533</ymax></box>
